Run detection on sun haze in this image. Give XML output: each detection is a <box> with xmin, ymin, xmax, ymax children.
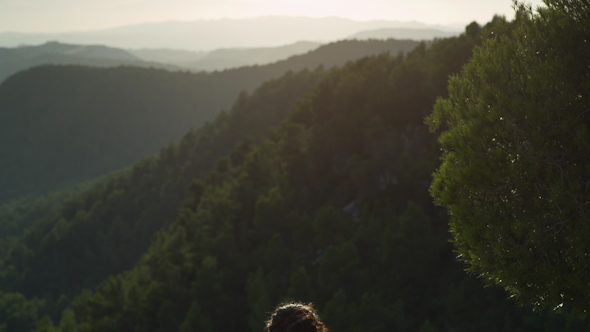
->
<box><xmin>0</xmin><ymin>0</ymin><xmax>546</xmax><ymax>33</ymax></box>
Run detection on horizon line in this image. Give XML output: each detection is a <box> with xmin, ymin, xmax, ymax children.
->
<box><xmin>0</xmin><ymin>15</ymin><xmax>468</xmax><ymax>35</ymax></box>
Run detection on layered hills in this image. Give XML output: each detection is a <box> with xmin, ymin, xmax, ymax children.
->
<box><xmin>348</xmin><ymin>27</ymin><xmax>459</xmax><ymax>40</ymax></box>
<box><xmin>0</xmin><ymin>19</ymin><xmax>585</xmax><ymax>332</ymax></box>
<box><xmin>128</xmin><ymin>41</ymin><xmax>322</xmax><ymax>71</ymax></box>
<box><xmin>0</xmin><ymin>41</ymin><xmax>320</xmax><ymax>84</ymax></box>
<box><xmin>0</xmin><ymin>68</ymin><xmax>325</xmax><ymax>301</ymax></box>
<box><xmin>0</xmin><ymin>42</ymin><xmax>138</xmax><ymax>62</ymax></box>
<box><xmin>0</xmin><ymin>17</ymin><xmax>461</xmax><ymax>50</ymax></box>
<box><xmin>0</xmin><ymin>38</ymin><xmax>420</xmax><ymax>203</ymax></box>
<box><xmin>0</xmin><ymin>23</ymin><xmax>460</xmax><ymax>85</ymax></box>
<box><xmin>0</xmin><ymin>41</ymin><xmax>174</xmax><ymax>83</ymax></box>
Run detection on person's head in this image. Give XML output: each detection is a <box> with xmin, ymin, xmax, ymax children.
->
<box><xmin>265</xmin><ymin>302</ymin><xmax>328</xmax><ymax>332</ymax></box>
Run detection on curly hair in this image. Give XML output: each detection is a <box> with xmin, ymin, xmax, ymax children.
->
<box><xmin>265</xmin><ymin>302</ymin><xmax>329</xmax><ymax>332</ymax></box>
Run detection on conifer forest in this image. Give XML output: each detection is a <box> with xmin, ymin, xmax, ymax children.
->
<box><xmin>0</xmin><ymin>1</ymin><xmax>588</xmax><ymax>331</ymax></box>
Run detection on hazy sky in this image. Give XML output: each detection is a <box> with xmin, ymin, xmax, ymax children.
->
<box><xmin>1</xmin><ymin>0</ymin><xmax>547</xmax><ymax>33</ymax></box>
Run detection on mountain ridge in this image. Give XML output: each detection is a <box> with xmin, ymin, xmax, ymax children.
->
<box><xmin>0</xmin><ymin>38</ymin><xmax>422</xmax><ymax>202</ymax></box>
<box><xmin>127</xmin><ymin>41</ymin><xmax>322</xmax><ymax>70</ymax></box>
<box><xmin>0</xmin><ymin>41</ymin><xmax>176</xmax><ymax>83</ymax></box>
<box><xmin>348</xmin><ymin>27</ymin><xmax>460</xmax><ymax>40</ymax></box>
<box><xmin>0</xmin><ymin>16</ymin><xmax>463</xmax><ymax>50</ymax></box>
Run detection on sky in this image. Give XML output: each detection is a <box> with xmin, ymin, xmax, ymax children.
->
<box><xmin>0</xmin><ymin>0</ymin><xmax>547</xmax><ymax>33</ymax></box>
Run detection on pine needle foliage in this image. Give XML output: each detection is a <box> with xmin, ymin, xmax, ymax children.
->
<box><xmin>428</xmin><ymin>0</ymin><xmax>590</xmax><ymax>314</ymax></box>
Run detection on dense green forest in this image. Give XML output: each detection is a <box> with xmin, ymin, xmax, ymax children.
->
<box><xmin>0</xmin><ymin>6</ymin><xmax>588</xmax><ymax>332</ymax></box>
<box><xmin>0</xmin><ymin>38</ymin><xmax>420</xmax><ymax>203</ymax></box>
<box><xmin>0</xmin><ymin>68</ymin><xmax>324</xmax><ymax>300</ymax></box>
<box><xmin>0</xmin><ymin>180</ymin><xmax>99</xmax><ymax>239</ymax></box>
<box><xmin>429</xmin><ymin>0</ymin><xmax>590</xmax><ymax>314</ymax></box>
<box><xmin>54</xmin><ymin>18</ymin><xmax>585</xmax><ymax>332</ymax></box>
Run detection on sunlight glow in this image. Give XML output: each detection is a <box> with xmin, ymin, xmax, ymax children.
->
<box><xmin>0</xmin><ymin>0</ymin><xmax>547</xmax><ymax>33</ymax></box>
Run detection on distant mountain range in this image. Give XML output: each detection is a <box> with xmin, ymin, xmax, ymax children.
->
<box><xmin>0</xmin><ymin>16</ymin><xmax>462</xmax><ymax>50</ymax></box>
<box><xmin>0</xmin><ymin>41</ymin><xmax>176</xmax><ymax>83</ymax></box>
<box><xmin>348</xmin><ymin>28</ymin><xmax>459</xmax><ymax>40</ymax></box>
<box><xmin>127</xmin><ymin>41</ymin><xmax>322</xmax><ymax>71</ymax></box>
<box><xmin>0</xmin><ymin>42</ymin><xmax>139</xmax><ymax>62</ymax></box>
<box><xmin>0</xmin><ymin>41</ymin><xmax>322</xmax><ymax>83</ymax></box>
<box><xmin>4</xmin><ymin>32</ymin><xmax>459</xmax><ymax>83</ymax></box>
<box><xmin>0</xmin><ymin>38</ymin><xmax>423</xmax><ymax>202</ymax></box>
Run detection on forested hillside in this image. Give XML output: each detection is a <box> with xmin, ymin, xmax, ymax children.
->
<box><xmin>1</xmin><ymin>12</ymin><xmax>587</xmax><ymax>332</ymax></box>
<box><xmin>0</xmin><ymin>68</ymin><xmax>324</xmax><ymax>303</ymax></box>
<box><xmin>0</xmin><ymin>180</ymin><xmax>98</xmax><ymax>239</ymax></box>
<box><xmin>0</xmin><ymin>17</ymin><xmax>581</xmax><ymax>332</ymax></box>
<box><xmin>0</xmin><ymin>38</ymin><xmax>420</xmax><ymax>203</ymax></box>
<box><xmin>50</xmin><ymin>19</ymin><xmax>585</xmax><ymax>332</ymax></box>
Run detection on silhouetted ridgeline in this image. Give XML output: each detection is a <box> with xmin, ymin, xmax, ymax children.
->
<box><xmin>0</xmin><ymin>41</ymin><xmax>178</xmax><ymax>84</ymax></box>
<box><xmin>0</xmin><ymin>17</ymin><xmax>457</xmax><ymax>50</ymax></box>
<box><xmin>129</xmin><ymin>41</ymin><xmax>323</xmax><ymax>71</ymax></box>
<box><xmin>0</xmin><ymin>38</ymin><xmax>420</xmax><ymax>203</ymax></box>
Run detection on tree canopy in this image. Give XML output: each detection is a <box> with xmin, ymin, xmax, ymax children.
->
<box><xmin>0</xmin><ymin>38</ymin><xmax>419</xmax><ymax>204</ymax></box>
<box><xmin>36</xmin><ymin>22</ymin><xmax>588</xmax><ymax>332</ymax></box>
<box><xmin>428</xmin><ymin>0</ymin><xmax>590</xmax><ymax>313</ymax></box>
<box><xmin>1</xmin><ymin>16</ymin><xmax>589</xmax><ymax>332</ymax></box>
